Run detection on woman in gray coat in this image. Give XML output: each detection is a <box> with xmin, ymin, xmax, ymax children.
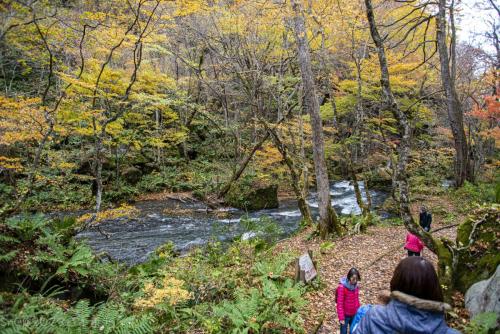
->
<box><xmin>353</xmin><ymin>257</ymin><xmax>460</xmax><ymax>334</ymax></box>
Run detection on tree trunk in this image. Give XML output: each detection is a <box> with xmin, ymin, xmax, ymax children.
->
<box><xmin>436</xmin><ymin>0</ymin><xmax>470</xmax><ymax>187</ymax></box>
<box><xmin>365</xmin><ymin>0</ymin><xmax>455</xmax><ymax>300</ymax></box>
<box><xmin>291</xmin><ymin>0</ymin><xmax>342</xmax><ymax>237</ymax></box>
<box><xmin>217</xmin><ymin>132</ymin><xmax>270</xmax><ymax>199</ymax></box>
<box><xmin>268</xmin><ymin>127</ymin><xmax>313</xmax><ymax>225</ymax></box>
<box><xmin>298</xmin><ymin>88</ymin><xmax>310</xmax><ymax>193</ymax></box>
<box><xmin>346</xmin><ymin>150</ymin><xmax>372</xmax><ymax>231</ymax></box>
<box><xmin>94</xmin><ymin>129</ymin><xmax>104</xmax><ymax>213</ymax></box>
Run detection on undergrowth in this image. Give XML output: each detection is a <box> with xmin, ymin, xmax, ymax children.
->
<box><xmin>0</xmin><ymin>214</ymin><xmax>307</xmax><ymax>333</ymax></box>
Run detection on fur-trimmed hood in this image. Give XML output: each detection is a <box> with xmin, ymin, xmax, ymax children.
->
<box><xmin>390</xmin><ymin>291</ymin><xmax>451</xmax><ymax>312</ymax></box>
<box><xmin>353</xmin><ymin>290</ymin><xmax>460</xmax><ymax>334</ymax></box>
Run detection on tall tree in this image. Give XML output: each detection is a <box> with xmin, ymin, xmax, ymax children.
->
<box><xmin>436</xmin><ymin>0</ymin><xmax>471</xmax><ymax>186</ymax></box>
<box><xmin>290</xmin><ymin>0</ymin><xmax>342</xmax><ymax>237</ymax></box>
<box><xmin>364</xmin><ymin>0</ymin><xmax>457</xmax><ymax>299</ymax></box>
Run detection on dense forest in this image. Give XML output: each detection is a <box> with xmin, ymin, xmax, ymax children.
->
<box><xmin>0</xmin><ymin>0</ymin><xmax>499</xmax><ymax>333</ymax></box>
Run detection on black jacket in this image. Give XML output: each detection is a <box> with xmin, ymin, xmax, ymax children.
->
<box><xmin>419</xmin><ymin>212</ymin><xmax>432</xmax><ymax>231</ymax></box>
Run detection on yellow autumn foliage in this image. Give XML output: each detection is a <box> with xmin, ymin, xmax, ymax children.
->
<box><xmin>134</xmin><ymin>276</ymin><xmax>192</xmax><ymax>309</ymax></box>
<box><xmin>0</xmin><ymin>96</ymin><xmax>47</xmax><ymax>145</ymax></box>
<box><xmin>0</xmin><ymin>156</ymin><xmax>24</xmax><ymax>171</ymax></box>
<box><xmin>77</xmin><ymin>204</ymin><xmax>139</xmax><ymax>224</ymax></box>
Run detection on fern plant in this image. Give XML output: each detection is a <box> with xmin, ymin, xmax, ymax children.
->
<box><xmin>0</xmin><ymin>296</ymin><xmax>155</xmax><ymax>334</ymax></box>
<box><xmin>212</xmin><ymin>278</ymin><xmax>306</xmax><ymax>333</ymax></box>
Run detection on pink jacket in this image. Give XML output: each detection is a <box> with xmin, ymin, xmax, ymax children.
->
<box><xmin>336</xmin><ymin>279</ymin><xmax>360</xmax><ymax>321</ymax></box>
<box><xmin>405</xmin><ymin>233</ymin><xmax>424</xmax><ymax>252</ymax></box>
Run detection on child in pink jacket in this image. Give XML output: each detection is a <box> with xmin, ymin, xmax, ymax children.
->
<box><xmin>405</xmin><ymin>232</ymin><xmax>424</xmax><ymax>256</ymax></box>
<box><xmin>336</xmin><ymin>268</ymin><xmax>361</xmax><ymax>334</ymax></box>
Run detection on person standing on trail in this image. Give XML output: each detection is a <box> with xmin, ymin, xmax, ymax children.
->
<box><xmin>404</xmin><ymin>232</ymin><xmax>424</xmax><ymax>256</ymax></box>
<box><xmin>336</xmin><ymin>268</ymin><xmax>361</xmax><ymax>334</ymax></box>
<box><xmin>419</xmin><ymin>206</ymin><xmax>432</xmax><ymax>232</ymax></box>
<box><xmin>353</xmin><ymin>257</ymin><xmax>459</xmax><ymax>334</ymax></box>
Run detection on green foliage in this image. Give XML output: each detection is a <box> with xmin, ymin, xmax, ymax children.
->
<box><xmin>455</xmin><ymin>203</ymin><xmax>500</xmax><ymax>292</ymax></box>
<box><xmin>409</xmin><ymin>147</ymin><xmax>454</xmax><ymax>196</ymax></box>
<box><xmin>136</xmin><ymin>160</ymin><xmax>225</xmax><ymax>199</ymax></box>
<box><xmin>0</xmin><ymin>214</ymin><xmax>120</xmax><ymax>294</ymax></box>
<box><xmin>137</xmin><ymin>172</ymin><xmax>169</xmax><ymax>193</ymax></box>
<box><xmin>224</xmin><ymin>172</ymin><xmax>258</xmax><ymax>209</ymax></box>
<box><xmin>319</xmin><ymin>241</ymin><xmax>335</xmax><ymax>254</ymax></box>
<box><xmin>103</xmin><ymin>180</ymin><xmax>139</xmax><ymax>203</ymax></box>
<box><xmin>0</xmin><ymin>296</ymin><xmax>155</xmax><ymax>334</ymax></box>
<box><xmin>252</xmin><ymin>253</ymin><xmax>295</xmax><ymax>279</ymax></box>
<box><xmin>127</xmin><ymin>238</ymin><xmax>305</xmax><ymax>333</ymax></box>
<box><xmin>239</xmin><ymin>216</ymin><xmax>283</xmax><ymax>249</ymax></box>
<box><xmin>463</xmin><ymin>312</ymin><xmax>499</xmax><ymax>334</ymax></box>
<box><xmin>381</xmin><ymin>216</ymin><xmax>404</xmax><ymax>226</ymax></box>
<box><xmin>320</xmin><ymin>96</ymin><xmax>357</xmax><ymax>120</ymax></box>
<box><xmin>21</xmin><ymin>176</ymin><xmax>94</xmax><ymax>211</ymax></box>
<box><xmin>212</xmin><ymin>278</ymin><xmax>305</xmax><ymax>333</ymax></box>
<box><xmin>129</xmin><ymin>241</ymin><xmax>176</xmax><ymax>279</ymax></box>
<box><xmin>452</xmin><ymin>181</ymin><xmax>498</xmax><ymax>209</ymax></box>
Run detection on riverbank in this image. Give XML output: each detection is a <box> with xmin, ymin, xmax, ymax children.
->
<box><xmin>2</xmin><ymin>182</ymin><xmax>495</xmax><ymax>333</ymax></box>
<box><xmin>75</xmin><ymin>180</ymin><xmax>388</xmax><ymax>265</ymax></box>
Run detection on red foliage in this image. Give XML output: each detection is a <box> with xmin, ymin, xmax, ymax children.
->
<box><xmin>469</xmin><ymin>95</ymin><xmax>500</xmax><ymax>122</ymax></box>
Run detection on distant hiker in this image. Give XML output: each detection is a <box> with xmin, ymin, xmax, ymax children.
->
<box><xmin>336</xmin><ymin>268</ymin><xmax>361</xmax><ymax>334</ymax></box>
<box><xmin>404</xmin><ymin>232</ymin><xmax>424</xmax><ymax>257</ymax></box>
<box><xmin>353</xmin><ymin>257</ymin><xmax>459</xmax><ymax>334</ymax></box>
<box><xmin>419</xmin><ymin>205</ymin><xmax>432</xmax><ymax>232</ymax></box>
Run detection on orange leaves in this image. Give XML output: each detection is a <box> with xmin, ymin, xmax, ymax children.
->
<box><xmin>469</xmin><ymin>95</ymin><xmax>500</xmax><ymax>122</ymax></box>
<box><xmin>467</xmin><ymin>94</ymin><xmax>500</xmax><ymax>148</ymax></box>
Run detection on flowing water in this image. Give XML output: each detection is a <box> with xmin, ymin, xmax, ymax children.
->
<box><xmin>76</xmin><ymin>181</ymin><xmax>387</xmax><ymax>265</ymax></box>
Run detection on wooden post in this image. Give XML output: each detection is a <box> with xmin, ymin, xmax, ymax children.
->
<box><xmin>299</xmin><ymin>269</ymin><xmax>306</xmax><ymax>283</ymax></box>
<box><xmin>295</xmin><ymin>258</ymin><xmax>300</xmax><ymax>282</ymax></box>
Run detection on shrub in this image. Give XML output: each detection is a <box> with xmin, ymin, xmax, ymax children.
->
<box><xmin>463</xmin><ymin>312</ymin><xmax>499</xmax><ymax>334</ymax></box>
<box><xmin>0</xmin><ymin>214</ymin><xmax>121</xmax><ymax>298</ymax></box>
<box><xmin>0</xmin><ymin>296</ymin><xmax>155</xmax><ymax>334</ymax></box>
<box><xmin>212</xmin><ymin>278</ymin><xmax>305</xmax><ymax>333</ymax></box>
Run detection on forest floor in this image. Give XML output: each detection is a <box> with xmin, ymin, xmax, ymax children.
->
<box><xmin>273</xmin><ymin>197</ymin><xmax>468</xmax><ymax>333</ymax></box>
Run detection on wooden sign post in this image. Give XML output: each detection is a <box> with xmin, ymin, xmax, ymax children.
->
<box><xmin>295</xmin><ymin>250</ymin><xmax>317</xmax><ymax>283</ymax></box>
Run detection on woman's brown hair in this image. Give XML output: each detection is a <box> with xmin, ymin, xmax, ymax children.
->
<box><xmin>390</xmin><ymin>256</ymin><xmax>444</xmax><ymax>302</ymax></box>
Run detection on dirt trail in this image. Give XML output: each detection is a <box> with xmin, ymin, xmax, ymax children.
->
<box><xmin>275</xmin><ymin>223</ymin><xmax>457</xmax><ymax>333</ymax></box>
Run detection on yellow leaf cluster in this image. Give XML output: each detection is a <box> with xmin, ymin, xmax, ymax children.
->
<box><xmin>0</xmin><ymin>96</ymin><xmax>46</xmax><ymax>145</ymax></box>
<box><xmin>134</xmin><ymin>276</ymin><xmax>192</xmax><ymax>309</ymax></box>
<box><xmin>77</xmin><ymin>204</ymin><xmax>139</xmax><ymax>224</ymax></box>
<box><xmin>0</xmin><ymin>156</ymin><xmax>24</xmax><ymax>171</ymax></box>
<box><xmin>255</xmin><ymin>143</ymin><xmax>282</xmax><ymax>168</ymax></box>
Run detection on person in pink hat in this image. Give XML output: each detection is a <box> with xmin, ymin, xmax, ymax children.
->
<box><xmin>404</xmin><ymin>232</ymin><xmax>424</xmax><ymax>256</ymax></box>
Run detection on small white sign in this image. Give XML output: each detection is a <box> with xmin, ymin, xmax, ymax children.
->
<box><xmin>299</xmin><ymin>253</ymin><xmax>317</xmax><ymax>282</ymax></box>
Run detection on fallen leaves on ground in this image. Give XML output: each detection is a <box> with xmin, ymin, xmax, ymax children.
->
<box><xmin>275</xmin><ymin>223</ymin><xmax>459</xmax><ymax>333</ymax></box>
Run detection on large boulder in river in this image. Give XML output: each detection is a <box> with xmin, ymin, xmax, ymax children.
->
<box><xmin>366</xmin><ymin>167</ymin><xmax>393</xmax><ymax>191</ymax></box>
<box><xmin>465</xmin><ymin>264</ymin><xmax>500</xmax><ymax>318</ymax></box>
<box><xmin>121</xmin><ymin>166</ymin><xmax>142</xmax><ymax>185</ymax></box>
<box><xmin>225</xmin><ymin>184</ymin><xmax>279</xmax><ymax>210</ymax></box>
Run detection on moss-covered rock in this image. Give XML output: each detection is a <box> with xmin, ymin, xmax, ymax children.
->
<box><xmin>121</xmin><ymin>166</ymin><xmax>142</xmax><ymax>185</ymax></box>
<box><xmin>225</xmin><ymin>184</ymin><xmax>279</xmax><ymax>210</ymax></box>
<box><xmin>367</xmin><ymin>167</ymin><xmax>393</xmax><ymax>191</ymax></box>
<box><xmin>381</xmin><ymin>196</ymin><xmax>399</xmax><ymax>215</ymax></box>
<box><xmin>454</xmin><ymin>204</ymin><xmax>500</xmax><ymax>293</ymax></box>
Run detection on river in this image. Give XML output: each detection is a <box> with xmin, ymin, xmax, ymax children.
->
<box><xmin>76</xmin><ymin>180</ymin><xmax>387</xmax><ymax>265</ymax></box>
